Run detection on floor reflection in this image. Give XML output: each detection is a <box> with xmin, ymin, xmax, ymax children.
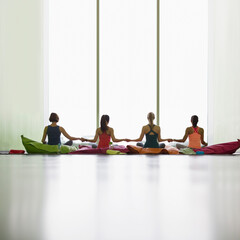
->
<box><xmin>210</xmin><ymin>160</ymin><xmax>240</xmax><ymax>240</ymax></box>
<box><xmin>0</xmin><ymin>154</ymin><xmax>239</xmax><ymax>240</ymax></box>
<box><xmin>0</xmin><ymin>156</ymin><xmax>45</xmax><ymax>240</ymax></box>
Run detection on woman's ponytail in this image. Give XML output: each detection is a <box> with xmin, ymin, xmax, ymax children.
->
<box><xmin>147</xmin><ymin>112</ymin><xmax>155</xmax><ymax>127</ymax></box>
<box><xmin>100</xmin><ymin>115</ymin><xmax>110</xmax><ymax>132</ymax></box>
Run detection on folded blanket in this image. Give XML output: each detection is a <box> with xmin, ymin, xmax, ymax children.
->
<box><xmin>179</xmin><ymin>148</ymin><xmax>196</xmax><ymax>155</ymax></box>
<box><xmin>69</xmin><ymin>145</ymin><xmax>129</xmax><ymax>154</ymax></box>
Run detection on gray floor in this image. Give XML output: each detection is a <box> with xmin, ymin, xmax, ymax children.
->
<box><xmin>0</xmin><ymin>154</ymin><xmax>240</xmax><ymax>240</ymax></box>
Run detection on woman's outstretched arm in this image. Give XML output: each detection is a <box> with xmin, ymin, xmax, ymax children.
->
<box><xmin>200</xmin><ymin>129</ymin><xmax>208</xmax><ymax>146</ymax></box>
<box><xmin>110</xmin><ymin>128</ymin><xmax>128</xmax><ymax>142</ymax></box>
<box><xmin>60</xmin><ymin>127</ymin><xmax>81</xmax><ymax>141</ymax></box>
<box><xmin>157</xmin><ymin>127</ymin><xmax>172</xmax><ymax>142</ymax></box>
<box><xmin>41</xmin><ymin>126</ymin><xmax>48</xmax><ymax>144</ymax></box>
<box><xmin>127</xmin><ymin>127</ymin><xmax>145</xmax><ymax>142</ymax></box>
<box><xmin>172</xmin><ymin>128</ymin><xmax>189</xmax><ymax>143</ymax></box>
<box><xmin>81</xmin><ymin>129</ymin><xmax>99</xmax><ymax>143</ymax></box>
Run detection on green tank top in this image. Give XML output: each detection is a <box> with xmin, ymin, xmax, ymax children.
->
<box><xmin>144</xmin><ymin>125</ymin><xmax>160</xmax><ymax>148</ymax></box>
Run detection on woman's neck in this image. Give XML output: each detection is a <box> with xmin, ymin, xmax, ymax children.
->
<box><xmin>51</xmin><ymin>122</ymin><xmax>57</xmax><ymax>126</ymax></box>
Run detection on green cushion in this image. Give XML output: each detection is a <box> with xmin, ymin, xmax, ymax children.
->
<box><xmin>106</xmin><ymin>150</ymin><xmax>126</xmax><ymax>155</ymax></box>
<box><xmin>60</xmin><ymin>145</ymin><xmax>77</xmax><ymax>154</ymax></box>
<box><xmin>21</xmin><ymin>135</ymin><xmax>77</xmax><ymax>154</ymax></box>
<box><xmin>179</xmin><ymin>147</ymin><xmax>196</xmax><ymax>155</ymax></box>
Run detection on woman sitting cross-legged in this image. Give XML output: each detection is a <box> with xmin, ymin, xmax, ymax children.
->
<box><xmin>172</xmin><ymin>115</ymin><xmax>208</xmax><ymax>149</ymax></box>
<box><xmin>81</xmin><ymin>115</ymin><xmax>128</xmax><ymax>148</ymax></box>
<box><xmin>126</xmin><ymin>112</ymin><xmax>171</xmax><ymax>148</ymax></box>
<box><xmin>41</xmin><ymin>112</ymin><xmax>82</xmax><ymax>146</ymax></box>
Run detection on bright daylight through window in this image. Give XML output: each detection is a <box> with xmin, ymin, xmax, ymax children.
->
<box><xmin>49</xmin><ymin>0</ymin><xmax>208</xmax><ymax>141</ymax></box>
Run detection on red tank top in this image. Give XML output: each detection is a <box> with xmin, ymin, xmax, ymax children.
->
<box><xmin>98</xmin><ymin>132</ymin><xmax>111</xmax><ymax>148</ymax></box>
<box><xmin>188</xmin><ymin>127</ymin><xmax>201</xmax><ymax>149</ymax></box>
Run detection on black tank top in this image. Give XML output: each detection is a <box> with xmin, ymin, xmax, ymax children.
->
<box><xmin>144</xmin><ymin>125</ymin><xmax>160</xmax><ymax>148</ymax></box>
<box><xmin>47</xmin><ymin>126</ymin><xmax>61</xmax><ymax>145</ymax></box>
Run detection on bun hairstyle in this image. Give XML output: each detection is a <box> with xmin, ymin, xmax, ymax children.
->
<box><xmin>49</xmin><ymin>112</ymin><xmax>59</xmax><ymax>122</ymax></box>
<box><xmin>100</xmin><ymin>115</ymin><xmax>110</xmax><ymax>132</ymax></box>
<box><xmin>147</xmin><ymin>112</ymin><xmax>155</xmax><ymax>127</ymax></box>
<box><xmin>191</xmin><ymin>115</ymin><xmax>198</xmax><ymax>128</ymax></box>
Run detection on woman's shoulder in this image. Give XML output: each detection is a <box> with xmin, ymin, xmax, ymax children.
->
<box><xmin>187</xmin><ymin>126</ymin><xmax>203</xmax><ymax>134</ymax></box>
<box><xmin>143</xmin><ymin>124</ymin><xmax>160</xmax><ymax>131</ymax></box>
<box><xmin>143</xmin><ymin>124</ymin><xmax>158</xmax><ymax>128</ymax></box>
<box><xmin>143</xmin><ymin>125</ymin><xmax>150</xmax><ymax>130</ymax></box>
<box><xmin>97</xmin><ymin>127</ymin><xmax>112</xmax><ymax>134</ymax></box>
<box><xmin>153</xmin><ymin>125</ymin><xmax>160</xmax><ymax>133</ymax></box>
<box><xmin>45</xmin><ymin>125</ymin><xmax>60</xmax><ymax>129</ymax></box>
<box><xmin>49</xmin><ymin>124</ymin><xmax>59</xmax><ymax>127</ymax></box>
<box><xmin>186</xmin><ymin>127</ymin><xmax>193</xmax><ymax>133</ymax></box>
<box><xmin>107</xmin><ymin>127</ymin><xmax>113</xmax><ymax>132</ymax></box>
<box><xmin>96</xmin><ymin>127</ymin><xmax>102</xmax><ymax>133</ymax></box>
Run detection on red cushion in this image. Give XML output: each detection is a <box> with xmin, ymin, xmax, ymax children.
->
<box><xmin>193</xmin><ymin>140</ymin><xmax>240</xmax><ymax>154</ymax></box>
<box><xmin>9</xmin><ymin>150</ymin><xmax>25</xmax><ymax>154</ymax></box>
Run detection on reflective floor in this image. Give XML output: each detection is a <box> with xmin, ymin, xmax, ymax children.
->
<box><xmin>0</xmin><ymin>154</ymin><xmax>240</xmax><ymax>240</ymax></box>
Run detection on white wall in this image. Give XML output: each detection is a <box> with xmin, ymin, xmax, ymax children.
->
<box><xmin>208</xmin><ymin>0</ymin><xmax>240</xmax><ymax>144</ymax></box>
<box><xmin>0</xmin><ymin>0</ymin><xmax>44</xmax><ymax>150</ymax></box>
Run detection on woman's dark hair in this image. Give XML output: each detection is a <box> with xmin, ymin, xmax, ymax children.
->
<box><xmin>100</xmin><ymin>115</ymin><xmax>110</xmax><ymax>132</ymax></box>
<box><xmin>191</xmin><ymin>115</ymin><xmax>198</xmax><ymax>128</ymax></box>
<box><xmin>49</xmin><ymin>113</ymin><xmax>59</xmax><ymax>122</ymax></box>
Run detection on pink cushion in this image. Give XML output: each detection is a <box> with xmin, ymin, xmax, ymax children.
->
<box><xmin>70</xmin><ymin>145</ymin><xmax>129</xmax><ymax>154</ymax></box>
<box><xmin>193</xmin><ymin>140</ymin><xmax>240</xmax><ymax>154</ymax></box>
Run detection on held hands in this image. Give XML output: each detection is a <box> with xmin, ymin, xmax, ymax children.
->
<box><xmin>80</xmin><ymin>138</ymin><xmax>87</xmax><ymax>142</ymax></box>
<box><xmin>124</xmin><ymin>139</ymin><xmax>131</xmax><ymax>142</ymax></box>
<box><xmin>167</xmin><ymin>139</ymin><xmax>173</xmax><ymax>142</ymax></box>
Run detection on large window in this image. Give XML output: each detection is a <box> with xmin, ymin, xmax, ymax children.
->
<box><xmin>49</xmin><ymin>0</ymin><xmax>208</xmax><ymax>141</ymax></box>
<box><xmin>49</xmin><ymin>0</ymin><xmax>96</xmax><ymax>139</ymax></box>
<box><xmin>160</xmin><ymin>0</ymin><xmax>208</xmax><ymax>140</ymax></box>
<box><xmin>100</xmin><ymin>0</ymin><xmax>156</xmax><ymax>139</ymax></box>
